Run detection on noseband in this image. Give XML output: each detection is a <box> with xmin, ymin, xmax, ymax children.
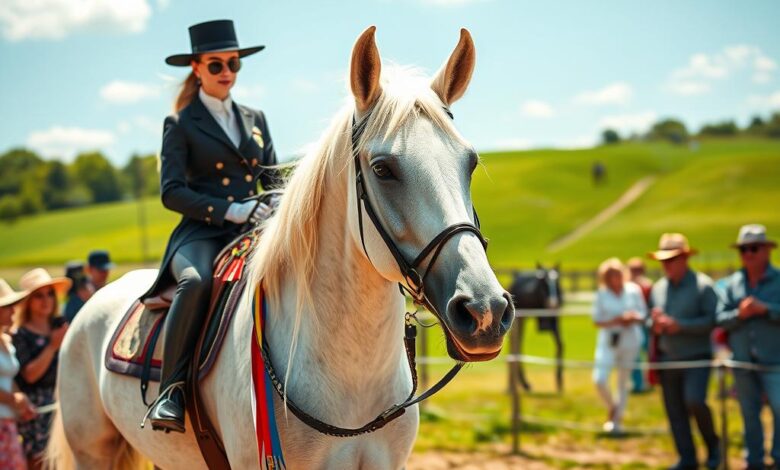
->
<box><xmin>260</xmin><ymin>107</ymin><xmax>489</xmax><ymax>438</ymax></box>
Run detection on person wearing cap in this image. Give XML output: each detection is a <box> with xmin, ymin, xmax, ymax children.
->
<box><xmin>648</xmin><ymin>233</ymin><xmax>720</xmax><ymax>470</ymax></box>
<box><xmin>592</xmin><ymin>257</ymin><xmax>647</xmax><ymax>434</ymax></box>
<box><xmin>717</xmin><ymin>224</ymin><xmax>780</xmax><ymax>470</ymax></box>
<box><xmin>12</xmin><ymin>269</ymin><xmax>70</xmax><ymax>469</ymax></box>
<box><xmin>140</xmin><ymin>19</ymin><xmax>280</xmax><ymax>433</ymax></box>
<box><xmin>86</xmin><ymin>250</ymin><xmax>114</xmax><ymax>291</ymax></box>
<box><xmin>0</xmin><ymin>279</ymin><xmax>36</xmax><ymax>470</ymax></box>
<box><xmin>62</xmin><ymin>261</ymin><xmax>94</xmax><ymax>323</ymax></box>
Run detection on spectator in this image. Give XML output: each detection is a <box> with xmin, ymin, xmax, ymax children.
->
<box><xmin>648</xmin><ymin>233</ymin><xmax>720</xmax><ymax>470</ymax></box>
<box><xmin>12</xmin><ymin>269</ymin><xmax>70</xmax><ymax>470</ymax></box>
<box><xmin>62</xmin><ymin>261</ymin><xmax>94</xmax><ymax>323</ymax></box>
<box><xmin>0</xmin><ymin>279</ymin><xmax>35</xmax><ymax>470</ymax></box>
<box><xmin>592</xmin><ymin>257</ymin><xmax>647</xmax><ymax>434</ymax></box>
<box><xmin>717</xmin><ymin>224</ymin><xmax>780</xmax><ymax>470</ymax></box>
<box><xmin>86</xmin><ymin>250</ymin><xmax>113</xmax><ymax>291</ymax></box>
<box><xmin>627</xmin><ymin>257</ymin><xmax>653</xmax><ymax>393</ymax></box>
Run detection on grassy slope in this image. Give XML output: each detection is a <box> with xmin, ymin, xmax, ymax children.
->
<box><xmin>0</xmin><ymin>138</ymin><xmax>777</xmax><ymax>271</ymax></box>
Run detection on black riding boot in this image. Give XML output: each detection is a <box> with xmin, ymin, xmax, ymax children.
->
<box><xmin>142</xmin><ymin>239</ymin><xmax>222</xmax><ymax>433</ymax></box>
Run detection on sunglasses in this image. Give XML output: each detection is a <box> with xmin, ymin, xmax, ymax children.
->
<box><xmin>203</xmin><ymin>57</ymin><xmax>241</xmax><ymax>75</ymax></box>
<box><xmin>739</xmin><ymin>244</ymin><xmax>763</xmax><ymax>254</ymax></box>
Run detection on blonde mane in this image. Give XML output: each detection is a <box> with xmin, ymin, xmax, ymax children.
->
<box><xmin>247</xmin><ymin>65</ymin><xmax>464</xmax><ymax>309</ymax></box>
<box><xmin>244</xmin><ymin>66</ymin><xmax>467</xmax><ymax>385</ymax></box>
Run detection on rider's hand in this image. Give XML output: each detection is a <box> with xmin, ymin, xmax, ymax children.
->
<box><xmin>249</xmin><ymin>202</ymin><xmax>271</xmax><ymax>225</ymax></box>
<box><xmin>225</xmin><ymin>201</ymin><xmax>257</xmax><ymax>224</ymax></box>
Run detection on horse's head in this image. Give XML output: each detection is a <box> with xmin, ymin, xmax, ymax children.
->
<box><xmin>347</xmin><ymin>27</ymin><xmax>513</xmax><ymax>362</ymax></box>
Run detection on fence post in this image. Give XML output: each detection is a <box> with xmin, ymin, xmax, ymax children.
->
<box><xmin>509</xmin><ymin>322</ymin><xmax>521</xmax><ymax>454</ymax></box>
<box><xmin>717</xmin><ymin>363</ymin><xmax>729</xmax><ymax>470</ymax></box>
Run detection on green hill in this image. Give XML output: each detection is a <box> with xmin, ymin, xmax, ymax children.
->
<box><xmin>0</xmin><ymin>138</ymin><xmax>777</xmax><ymax>270</ymax></box>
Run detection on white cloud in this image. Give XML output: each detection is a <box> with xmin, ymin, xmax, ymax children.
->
<box><xmin>599</xmin><ymin>111</ymin><xmax>658</xmax><ymax>134</ymax></box>
<box><xmin>520</xmin><ymin>100</ymin><xmax>555</xmax><ymax>119</ymax></box>
<box><xmin>27</xmin><ymin>126</ymin><xmax>115</xmax><ymax>160</ymax></box>
<box><xmin>574</xmin><ymin>82</ymin><xmax>633</xmax><ymax>106</ymax></box>
<box><xmin>100</xmin><ymin>80</ymin><xmax>160</xmax><ymax>104</ymax></box>
<box><xmin>747</xmin><ymin>91</ymin><xmax>780</xmax><ymax>109</ymax></box>
<box><xmin>667</xmin><ymin>80</ymin><xmax>711</xmax><ymax>96</ymax></box>
<box><xmin>560</xmin><ymin>135</ymin><xmax>598</xmax><ymax>149</ymax></box>
<box><xmin>0</xmin><ymin>0</ymin><xmax>152</xmax><ymax>41</ymax></box>
<box><xmin>232</xmin><ymin>84</ymin><xmax>266</xmax><ymax>102</ymax></box>
<box><xmin>668</xmin><ymin>45</ymin><xmax>777</xmax><ymax>95</ymax></box>
<box><xmin>156</xmin><ymin>0</ymin><xmax>171</xmax><ymax>10</ymax></box>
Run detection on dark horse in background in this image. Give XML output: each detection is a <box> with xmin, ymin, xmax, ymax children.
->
<box><xmin>508</xmin><ymin>263</ymin><xmax>564</xmax><ymax>393</ymax></box>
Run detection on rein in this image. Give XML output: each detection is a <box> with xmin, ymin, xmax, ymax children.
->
<box><xmin>260</xmin><ymin>107</ymin><xmax>487</xmax><ymax>438</ymax></box>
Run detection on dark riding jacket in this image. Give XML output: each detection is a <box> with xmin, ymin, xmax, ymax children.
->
<box><xmin>143</xmin><ymin>94</ymin><xmax>278</xmax><ymax>298</ymax></box>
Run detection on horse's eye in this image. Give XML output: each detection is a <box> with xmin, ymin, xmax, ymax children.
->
<box><xmin>372</xmin><ymin>163</ymin><xmax>393</xmax><ymax>180</ymax></box>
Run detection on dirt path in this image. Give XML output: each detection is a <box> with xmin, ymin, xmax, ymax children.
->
<box><xmin>548</xmin><ymin>176</ymin><xmax>656</xmax><ymax>253</ymax></box>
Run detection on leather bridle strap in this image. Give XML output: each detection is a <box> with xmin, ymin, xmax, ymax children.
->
<box><xmin>261</xmin><ymin>323</ymin><xmax>463</xmax><ymax>437</ymax></box>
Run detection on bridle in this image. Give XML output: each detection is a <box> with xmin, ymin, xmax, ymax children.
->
<box><xmin>260</xmin><ymin>106</ymin><xmax>488</xmax><ymax>437</ymax></box>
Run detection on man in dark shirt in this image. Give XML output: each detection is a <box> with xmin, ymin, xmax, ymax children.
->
<box><xmin>717</xmin><ymin>224</ymin><xmax>780</xmax><ymax>470</ymax></box>
<box><xmin>648</xmin><ymin>233</ymin><xmax>719</xmax><ymax>470</ymax></box>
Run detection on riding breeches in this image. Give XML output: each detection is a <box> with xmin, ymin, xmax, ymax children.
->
<box><xmin>161</xmin><ymin>236</ymin><xmax>230</xmax><ymax>389</ymax></box>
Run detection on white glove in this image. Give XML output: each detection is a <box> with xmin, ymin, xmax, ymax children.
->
<box><xmin>249</xmin><ymin>202</ymin><xmax>271</xmax><ymax>224</ymax></box>
<box><xmin>225</xmin><ymin>201</ymin><xmax>257</xmax><ymax>224</ymax></box>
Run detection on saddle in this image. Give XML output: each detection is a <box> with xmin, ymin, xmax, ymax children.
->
<box><xmin>105</xmin><ymin>227</ymin><xmax>262</xmax><ymax>470</ymax></box>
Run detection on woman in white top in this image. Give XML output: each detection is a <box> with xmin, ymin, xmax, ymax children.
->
<box><xmin>0</xmin><ymin>279</ymin><xmax>36</xmax><ymax>470</ymax></box>
<box><xmin>592</xmin><ymin>258</ymin><xmax>647</xmax><ymax>433</ymax></box>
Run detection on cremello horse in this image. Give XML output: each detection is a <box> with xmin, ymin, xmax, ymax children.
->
<box><xmin>46</xmin><ymin>27</ymin><xmax>513</xmax><ymax>470</ymax></box>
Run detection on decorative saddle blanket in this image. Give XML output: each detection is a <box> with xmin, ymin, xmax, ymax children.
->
<box><xmin>105</xmin><ymin>232</ymin><xmax>259</xmax><ymax>383</ymax></box>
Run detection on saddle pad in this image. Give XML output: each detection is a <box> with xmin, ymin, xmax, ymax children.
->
<box><xmin>104</xmin><ymin>231</ymin><xmax>257</xmax><ymax>382</ymax></box>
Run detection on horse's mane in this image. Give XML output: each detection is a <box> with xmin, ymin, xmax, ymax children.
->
<box><xmin>243</xmin><ymin>65</ymin><xmax>466</xmax><ymax>384</ymax></box>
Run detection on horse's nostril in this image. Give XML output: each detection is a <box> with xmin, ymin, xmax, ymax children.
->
<box><xmin>449</xmin><ymin>298</ymin><xmax>478</xmax><ymax>336</ymax></box>
<box><xmin>500</xmin><ymin>292</ymin><xmax>514</xmax><ymax>332</ymax></box>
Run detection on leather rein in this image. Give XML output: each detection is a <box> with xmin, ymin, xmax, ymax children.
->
<box><xmin>260</xmin><ymin>107</ymin><xmax>488</xmax><ymax>437</ymax></box>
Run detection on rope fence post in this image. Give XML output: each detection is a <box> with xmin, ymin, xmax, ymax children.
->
<box><xmin>717</xmin><ymin>362</ymin><xmax>729</xmax><ymax>470</ymax></box>
<box><xmin>509</xmin><ymin>331</ymin><xmax>521</xmax><ymax>454</ymax></box>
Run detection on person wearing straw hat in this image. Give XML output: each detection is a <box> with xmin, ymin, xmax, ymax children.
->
<box><xmin>648</xmin><ymin>233</ymin><xmax>720</xmax><ymax>470</ymax></box>
<box><xmin>592</xmin><ymin>257</ymin><xmax>647</xmax><ymax>434</ymax></box>
<box><xmin>0</xmin><ymin>279</ymin><xmax>35</xmax><ymax>469</ymax></box>
<box><xmin>140</xmin><ymin>19</ymin><xmax>280</xmax><ymax>434</ymax></box>
<box><xmin>11</xmin><ymin>268</ymin><xmax>70</xmax><ymax>469</ymax></box>
<box><xmin>717</xmin><ymin>224</ymin><xmax>780</xmax><ymax>470</ymax></box>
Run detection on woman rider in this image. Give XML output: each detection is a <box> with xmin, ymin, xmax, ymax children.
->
<box><xmin>142</xmin><ymin>19</ymin><xmax>279</xmax><ymax>433</ymax></box>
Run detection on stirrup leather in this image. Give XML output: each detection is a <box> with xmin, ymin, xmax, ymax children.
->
<box><xmin>140</xmin><ymin>381</ymin><xmax>185</xmax><ymax>428</ymax></box>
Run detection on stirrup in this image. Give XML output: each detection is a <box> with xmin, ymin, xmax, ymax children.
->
<box><xmin>140</xmin><ymin>381</ymin><xmax>185</xmax><ymax>429</ymax></box>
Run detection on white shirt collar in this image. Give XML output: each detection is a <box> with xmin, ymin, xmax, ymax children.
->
<box><xmin>199</xmin><ymin>88</ymin><xmax>233</xmax><ymax>116</ymax></box>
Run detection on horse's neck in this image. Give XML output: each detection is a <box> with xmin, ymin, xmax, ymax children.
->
<box><xmin>265</xmin><ymin>177</ymin><xmax>409</xmax><ymax>422</ymax></box>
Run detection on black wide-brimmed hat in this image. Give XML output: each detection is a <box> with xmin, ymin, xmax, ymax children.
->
<box><xmin>165</xmin><ymin>19</ymin><xmax>265</xmax><ymax>66</ymax></box>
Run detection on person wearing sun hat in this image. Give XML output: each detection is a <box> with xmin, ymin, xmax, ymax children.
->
<box><xmin>140</xmin><ymin>19</ymin><xmax>281</xmax><ymax>434</ymax></box>
<box><xmin>0</xmin><ymin>279</ymin><xmax>35</xmax><ymax>469</ymax></box>
<box><xmin>11</xmin><ymin>268</ymin><xmax>70</xmax><ymax>467</ymax></box>
<box><xmin>717</xmin><ymin>224</ymin><xmax>780</xmax><ymax>470</ymax></box>
<box><xmin>647</xmin><ymin>233</ymin><xmax>720</xmax><ymax>470</ymax></box>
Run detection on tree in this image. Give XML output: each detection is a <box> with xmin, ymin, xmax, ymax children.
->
<box><xmin>767</xmin><ymin>112</ymin><xmax>780</xmax><ymax>138</ymax></box>
<box><xmin>122</xmin><ymin>154</ymin><xmax>160</xmax><ymax>198</ymax></box>
<box><xmin>71</xmin><ymin>152</ymin><xmax>123</xmax><ymax>203</ymax></box>
<box><xmin>747</xmin><ymin>115</ymin><xmax>765</xmax><ymax>132</ymax></box>
<box><xmin>699</xmin><ymin>120</ymin><xmax>739</xmax><ymax>137</ymax></box>
<box><xmin>649</xmin><ymin>118</ymin><xmax>689</xmax><ymax>144</ymax></box>
<box><xmin>601</xmin><ymin>129</ymin><xmax>621</xmax><ymax>145</ymax></box>
<box><xmin>41</xmin><ymin>161</ymin><xmax>72</xmax><ymax>209</ymax></box>
<box><xmin>0</xmin><ymin>148</ymin><xmax>43</xmax><ymax>197</ymax></box>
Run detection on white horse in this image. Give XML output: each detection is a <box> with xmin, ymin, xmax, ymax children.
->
<box><xmin>46</xmin><ymin>26</ymin><xmax>513</xmax><ymax>470</ymax></box>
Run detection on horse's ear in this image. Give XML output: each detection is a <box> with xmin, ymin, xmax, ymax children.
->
<box><xmin>350</xmin><ymin>26</ymin><xmax>382</xmax><ymax>114</ymax></box>
<box><xmin>431</xmin><ymin>28</ymin><xmax>476</xmax><ymax>106</ymax></box>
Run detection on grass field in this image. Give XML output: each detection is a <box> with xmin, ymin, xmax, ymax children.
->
<box><xmin>0</xmin><ymin>137</ymin><xmax>778</xmax><ymax>274</ymax></box>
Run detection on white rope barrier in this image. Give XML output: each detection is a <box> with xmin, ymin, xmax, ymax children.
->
<box><xmin>417</xmin><ymin>353</ymin><xmax>780</xmax><ymax>372</ymax></box>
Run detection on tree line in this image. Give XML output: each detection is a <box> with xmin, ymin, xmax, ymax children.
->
<box><xmin>0</xmin><ymin>149</ymin><xmax>159</xmax><ymax>222</ymax></box>
<box><xmin>601</xmin><ymin>111</ymin><xmax>780</xmax><ymax>145</ymax></box>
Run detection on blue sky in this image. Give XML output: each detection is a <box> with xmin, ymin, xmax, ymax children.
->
<box><xmin>1</xmin><ymin>0</ymin><xmax>779</xmax><ymax>164</ymax></box>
